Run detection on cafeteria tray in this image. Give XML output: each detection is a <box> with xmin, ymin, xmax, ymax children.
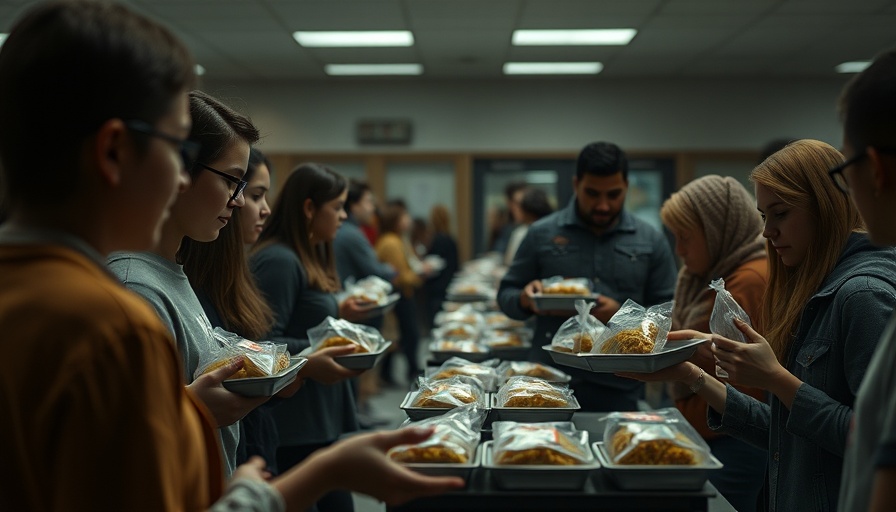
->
<box><xmin>531</xmin><ymin>293</ymin><xmax>600</xmax><ymax>312</ymax></box>
<box><xmin>400</xmin><ymin>443</ymin><xmax>482</xmax><ymax>480</ymax></box>
<box><xmin>543</xmin><ymin>339</ymin><xmax>704</xmax><ymax>373</ymax></box>
<box><xmin>430</xmin><ymin>346</ymin><xmax>491</xmax><ymax>364</ymax></box>
<box><xmin>356</xmin><ymin>293</ymin><xmax>400</xmax><ymax>320</ymax></box>
<box><xmin>400</xmin><ymin>391</ymin><xmax>490</xmax><ymax>421</ymax></box>
<box><xmin>299</xmin><ymin>340</ymin><xmax>393</xmax><ymax>370</ymax></box>
<box><xmin>222</xmin><ymin>356</ymin><xmax>307</xmax><ymax>397</ymax></box>
<box><xmin>593</xmin><ymin>442</ymin><xmax>722</xmax><ymax>491</ymax></box>
<box><xmin>490</xmin><ymin>393</ymin><xmax>580</xmax><ymax>422</ymax></box>
<box><xmin>446</xmin><ymin>292</ymin><xmax>494</xmax><ymax>303</ymax></box>
<box><xmin>481</xmin><ymin>441</ymin><xmax>598</xmax><ymax>491</ymax></box>
<box><xmin>487</xmin><ymin>343</ymin><xmax>532</xmax><ymax>361</ymax></box>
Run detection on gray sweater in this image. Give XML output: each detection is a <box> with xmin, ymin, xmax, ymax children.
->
<box><xmin>708</xmin><ymin>233</ymin><xmax>896</xmax><ymax>512</ymax></box>
<box><xmin>107</xmin><ymin>251</ymin><xmax>240</xmax><ymax>477</ymax></box>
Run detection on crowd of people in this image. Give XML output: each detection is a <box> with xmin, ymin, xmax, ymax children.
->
<box><xmin>2</xmin><ymin>2</ymin><xmax>896</xmax><ymax>512</ymax></box>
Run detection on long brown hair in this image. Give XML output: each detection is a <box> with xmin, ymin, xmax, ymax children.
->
<box><xmin>254</xmin><ymin>163</ymin><xmax>346</xmax><ymax>293</ymax></box>
<box><xmin>179</xmin><ymin>207</ymin><xmax>273</xmax><ymax>339</ymax></box>
<box><xmin>751</xmin><ymin>139</ymin><xmax>864</xmax><ymax>360</ymax></box>
<box><xmin>430</xmin><ymin>204</ymin><xmax>452</xmax><ymax>235</ymax></box>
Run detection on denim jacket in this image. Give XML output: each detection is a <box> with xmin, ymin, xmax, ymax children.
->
<box><xmin>708</xmin><ymin>233</ymin><xmax>896</xmax><ymax>512</ymax></box>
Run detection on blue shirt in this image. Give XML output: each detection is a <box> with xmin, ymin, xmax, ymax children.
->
<box><xmin>497</xmin><ymin>198</ymin><xmax>677</xmax><ymax>396</ymax></box>
<box><xmin>333</xmin><ymin>216</ymin><xmax>395</xmax><ymax>285</ymax></box>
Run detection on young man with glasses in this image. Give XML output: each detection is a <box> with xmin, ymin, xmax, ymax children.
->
<box><xmin>0</xmin><ymin>2</ymin><xmax>461</xmax><ymax>510</ymax></box>
<box><xmin>835</xmin><ymin>49</ymin><xmax>896</xmax><ymax>512</ymax></box>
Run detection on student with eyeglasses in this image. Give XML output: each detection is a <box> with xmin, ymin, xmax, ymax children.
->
<box><xmin>835</xmin><ymin>49</ymin><xmax>896</xmax><ymax>512</ymax></box>
<box><xmin>108</xmin><ymin>90</ymin><xmax>267</xmax><ymax>477</ymax></box>
<box><xmin>622</xmin><ymin>139</ymin><xmax>896</xmax><ymax>511</ymax></box>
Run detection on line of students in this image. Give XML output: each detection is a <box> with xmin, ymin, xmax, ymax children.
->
<box><xmin>4</xmin><ymin>2</ymin><xmax>896</xmax><ymax>512</ymax></box>
<box><xmin>0</xmin><ymin>2</ymin><xmax>461</xmax><ymax>511</ymax></box>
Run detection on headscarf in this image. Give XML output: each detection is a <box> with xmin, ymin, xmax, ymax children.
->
<box><xmin>671</xmin><ymin>175</ymin><xmax>766</xmax><ymax>330</ymax></box>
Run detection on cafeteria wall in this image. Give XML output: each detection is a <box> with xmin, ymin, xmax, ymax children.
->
<box><xmin>202</xmin><ymin>76</ymin><xmax>849</xmax><ymax>152</ymax></box>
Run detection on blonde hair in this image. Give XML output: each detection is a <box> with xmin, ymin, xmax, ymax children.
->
<box><xmin>660</xmin><ymin>191</ymin><xmax>704</xmax><ymax>236</ymax></box>
<box><xmin>751</xmin><ymin>139</ymin><xmax>864</xmax><ymax>360</ymax></box>
<box><xmin>430</xmin><ymin>204</ymin><xmax>452</xmax><ymax>235</ymax></box>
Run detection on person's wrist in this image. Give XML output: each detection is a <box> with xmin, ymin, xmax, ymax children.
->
<box><xmin>685</xmin><ymin>364</ymin><xmax>706</xmax><ymax>393</ymax></box>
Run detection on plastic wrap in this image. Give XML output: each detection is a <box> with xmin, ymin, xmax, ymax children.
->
<box><xmin>596</xmin><ymin>299</ymin><xmax>674</xmax><ymax>354</ymax></box>
<box><xmin>550</xmin><ymin>300</ymin><xmax>606</xmax><ymax>353</ymax></box>
<box><xmin>602</xmin><ymin>408</ymin><xmax>711</xmax><ymax>466</ymax></box>
<box><xmin>492</xmin><ymin>421</ymin><xmax>591</xmax><ymax>465</ymax></box>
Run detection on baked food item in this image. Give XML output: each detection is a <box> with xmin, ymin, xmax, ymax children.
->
<box><xmin>500</xmin><ymin>379</ymin><xmax>570</xmax><ymax>408</ymax></box>
<box><xmin>609</xmin><ymin>428</ymin><xmax>698</xmax><ymax>465</ymax></box>
<box><xmin>542</xmin><ymin>282</ymin><xmax>589</xmax><ymax>295</ymax></box>
<box><xmin>389</xmin><ymin>445</ymin><xmax>468</xmax><ymax>464</ymax></box>
<box><xmin>413</xmin><ymin>382</ymin><xmax>479</xmax><ymax>408</ymax></box>
<box><xmin>317</xmin><ymin>335</ymin><xmax>369</xmax><ymax>353</ymax></box>
<box><xmin>496</xmin><ymin>429</ymin><xmax>587</xmax><ymax>465</ymax></box>
<box><xmin>600</xmin><ymin>322</ymin><xmax>658</xmax><ymax>354</ymax></box>
<box><xmin>553</xmin><ymin>333</ymin><xmax>594</xmax><ymax>353</ymax></box>
<box><xmin>275</xmin><ymin>353</ymin><xmax>291</xmax><ymax>373</ymax></box>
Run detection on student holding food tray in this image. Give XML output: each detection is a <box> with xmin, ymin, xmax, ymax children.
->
<box><xmin>251</xmin><ymin>163</ymin><xmax>372</xmax><ymax>512</ymax></box>
<box><xmin>1</xmin><ymin>2</ymin><xmax>462</xmax><ymax>510</ymax></box>
<box><xmin>621</xmin><ymin>139</ymin><xmax>896</xmax><ymax>512</ymax></box>
<box><xmin>497</xmin><ymin>141</ymin><xmax>678</xmax><ymax>411</ymax></box>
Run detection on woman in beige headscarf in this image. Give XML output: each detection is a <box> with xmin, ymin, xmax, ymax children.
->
<box><xmin>660</xmin><ymin>175</ymin><xmax>767</xmax><ymax>512</ymax></box>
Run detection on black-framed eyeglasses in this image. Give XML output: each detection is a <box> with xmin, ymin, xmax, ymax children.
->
<box><xmin>829</xmin><ymin>147</ymin><xmax>896</xmax><ymax>193</ymax></box>
<box><xmin>196</xmin><ymin>162</ymin><xmax>247</xmax><ymax>203</ymax></box>
<box><xmin>828</xmin><ymin>152</ymin><xmax>867</xmax><ymax>194</ymax></box>
<box><xmin>124</xmin><ymin>119</ymin><xmax>200</xmax><ymax>170</ymax></box>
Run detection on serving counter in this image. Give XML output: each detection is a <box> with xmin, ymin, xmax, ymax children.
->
<box><xmin>389</xmin><ymin>412</ymin><xmax>736</xmax><ymax>512</ymax></box>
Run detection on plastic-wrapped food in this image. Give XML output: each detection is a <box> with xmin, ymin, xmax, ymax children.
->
<box><xmin>388</xmin><ymin>404</ymin><xmax>485</xmax><ymax>463</ymax></box>
<box><xmin>484</xmin><ymin>312</ymin><xmax>526</xmax><ymax>329</ymax></box>
<box><xmin>550</xmin><ymin>300</ymin><xmax>606</xmax><ymax>353</ymax></box>
<box><xmin>413</xmin><ymin>376</ymin><xmax>484</xmax><ymax>408</ymax></box>
<box><xmin>429</xmin><ymin>339</ymin><xmax>488</xmax><ymax>354</ymax></box>
<box><xmin>308</xmin><ymin>316</ymin><xmax>385</xmax><ymax>354</ymax></box>
<box><xmin>498</xmin><ymin>361</ymin><xmax>571</xmax><ymax>383</ymax></box>
<box><xmin>709</xmin><ymin>278</ymin><xmax>752</xmax><ymax>378</ymax></box>
<box><xmin>447</xmin><ymin>280</ymin><xmax>493</xmax><ymax>298</ymax></box>
<box><xmin>597</xmin><ymin>299</ymin><xmax>673</xmax><ymax>354</ymax></box>
<box><xmin>603</xmin><ymin>408</ymin><xmax>711</xmax><ymax>466</ymax></box>
<box><xmin>430</xmin><ymin>357</ymin><xmax>500</xmax><ymax>390</ymax></box>
<box><xmin>196</xmin><ymin>328</ymin><xmax>290</xmax><ymax>380</ymax></box>
<box><xmin>433</xmin><ymin>321</ymin><xmax>480</xmax><ymax>341</ymax></box>
<box><xmin>434</xmin><ymin>305</ymin><xmax>485</xmax><ymax>329</ymax></box>
<box><xmin>541</xmin><ymin>276</ymin><xmax>592</xmax><ymax>295</ymax></box>
<box><xmin>481</xmin><ymin>329</ymin><xmax>530</xmax><ymax>348</ymax></box>
<box><xmin>492</xmin><ymin>421</ymin><xmax>591</xmax><ymax>465</ymax></box>
<box><xmin>496</xmin><ymin>376</ymin><xmax>573</xmax><ymax>408</ymax></box>
<box><xmin>343</xmin><ymin>275</ymin><xmax>393</xmax><ymax>305</ymax></box>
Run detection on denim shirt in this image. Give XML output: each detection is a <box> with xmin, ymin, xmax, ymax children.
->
<box><xmin>334</xmin><ymin>215</ymin><xmax>396</xmax><ymax>285</ymax></box>
<box><xmin>497</xmin><ymin>198</ymin><xmax>677</xmax><ymax>390</ymax></box>
<box><xmin>708</xmin><ymin>233</ymin><xmax>896</xmax><ymax>512</ymax></box>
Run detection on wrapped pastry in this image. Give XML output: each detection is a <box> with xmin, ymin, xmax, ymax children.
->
<box><xmin>493</xmin><ymin>421</ymin><xmax>591</xmax><ymax>465</ymax></box>
<box><xmin>434</xmin><ymin>321</ymin><xmax>479</xmax><ymax>341</ymax></box>
<box><xmin>429</xmin><ymin>339</ymin><xmax>488</xmax><ymax>354</ymax></box>
<box><xmin>413</xmin><ymin>376</ymin><xmax>484</xmax><ymax>408</ymax></box>
<box><xmin>596</xmin><ymin>299</ymin><xmax>673</xmax><ymax>354</ymax></box>
<box><xmin>498</xmin><ymin>361</ymin><xmax>571</xmax><ymax>383</ymax></box>
<box><xmin>430</xmin><ymin>357</ymin><xmax>499</xmax><ymax>390</ymax></box>
<box><xmin>308</xmin><ymin>316</ymin><xmax>384</xmax><ymax>354</ymax></box>
<box><xmin>550</xmin><ymin>300</ymin><xmax>606</xmax><ymax>354</ymax></box>
<box><xmin>496</xmin><ymin>376</ymin><xmax>573</xmax><ymax>408</ymax></box>
<box><xmin>388</xmin><ymin>404</ymin><xmax>485</xmax><ymax>464</ymax></box>
<box><xmin>603</xmin><ymin>408</ymin><xmax>711</xmax><ymax>466</ymax></box>
<box><xmin>541</xmin><ymin>276</ymin><xmax>592</xmax><ymax>296</ymax></box>
<box><xmin>481</xmin><ymin>329</ymin><xmax>529</xmax><ymax>349</ymax></box>
<box><xmin>196</xmin><ymin>328</ymin><xmax>288</xmax><ymax>380</ymax></box>
<box><xmin>344</xmin><ymin>275</ymin><xmax>393</xmax><ymax>305</ymax></box>
<box><xmin>434</xmin><ymin>305</ymin><xmax>485</xmax><ymax>329</ymax></box>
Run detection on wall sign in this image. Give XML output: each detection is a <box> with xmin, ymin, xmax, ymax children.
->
<box><xmin>356</xmin><ymin>119</ymin><xmax>413</xmax><ymax>145</ymax></box>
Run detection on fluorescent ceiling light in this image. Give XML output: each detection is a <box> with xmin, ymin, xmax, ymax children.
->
<box><xmin>503</xmin><ymin>62</ymin><xmax>603</xmax><ymax>75</ymax></box>
<box><xmin>194</xmin><ymin>64</ymin><xmax>206</xmax><ymax>76</ymax></box>
<box><xmin>294</xmin><ymin>31</ymin><xmax>413</xmax><ymax>47</ymax></box>
<box><xmin>512</xmin><ymin>29</ymin><xmax>636</xmax><ymax>46</ymax></box>
<box><xmin>835</xmin><ymin>61</ymin><xmax>871</xmax><ymax>73</ymax></box>
<box><xmin>325</xmin><ymin>63</ymin><xmax>423</xmax><ymax>76</ymax></box>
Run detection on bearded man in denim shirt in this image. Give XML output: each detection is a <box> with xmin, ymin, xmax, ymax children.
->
<box><xmin>498</xmin><ymin>142</ymin><xmax>678</xmax><ymax>411</ymax></box>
